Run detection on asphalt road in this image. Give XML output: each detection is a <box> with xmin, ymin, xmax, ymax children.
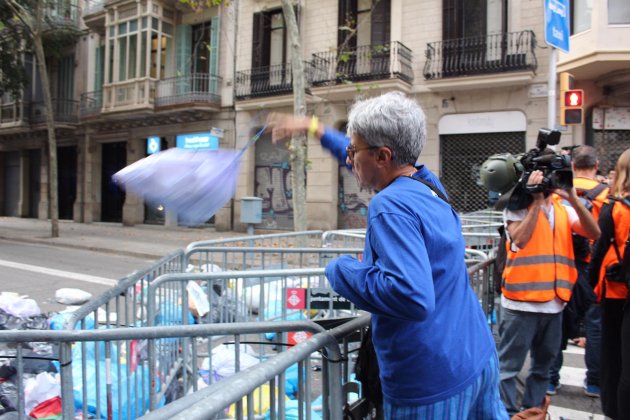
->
<box><xmin>0</xmin><ymin>239</ymin><xmax>155</xmax><ymax>313</ymax></box>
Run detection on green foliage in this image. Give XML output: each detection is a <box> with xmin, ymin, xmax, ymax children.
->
<box><xmin>0</xmin><ymin>0</ymin><xmax>81</xmax><ymax>97</ymax></box>
<box><xmin>179</xmin><ymin>0</ymin><xmax>226</xmax><ymax>13</ymax></box>
<box><xmin>0</xmin><ymin>2</ymin><xmax>28</xmax><ymax>99</ymax></box>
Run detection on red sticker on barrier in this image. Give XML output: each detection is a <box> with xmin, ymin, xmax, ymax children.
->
<box><xmin>288</xmin><ymin>331</ymin><xmax>313</xmax><ymax>346</ymax></box>
<box><xmin>286</xmin><ymin>288</ymin><xmax>306</xmax><ymax>309</ymax></box>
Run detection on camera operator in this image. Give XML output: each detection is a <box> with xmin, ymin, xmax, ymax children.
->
<box><xmin>498</xmin><ymin>162</ymin><xmax>600</xmax><ymax>416</ymax></box>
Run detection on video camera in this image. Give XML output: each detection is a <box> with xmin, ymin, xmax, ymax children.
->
<box><xmin>480</xmin><ymin>128</ymin><xmax>573</xmax><ymax>209</ymax></box>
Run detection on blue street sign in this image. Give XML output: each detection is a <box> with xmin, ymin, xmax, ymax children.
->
<box><xmin>176</xmin><ymin>132</ymin><xmax>219</xmax><ymax>150</ymax></box>
<box><xmin>147</xmin><ymin>136</ymin><xmax>161</xmax><ymax>155</ymax></box>
<box><xmin>544</xmin><ymin>0</ymin><xmax>570</xmax><ymax>52</ymax></box>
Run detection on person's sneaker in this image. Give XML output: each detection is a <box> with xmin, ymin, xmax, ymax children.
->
<box><xmin>547</xmin><ymin>382</ymin><xmax>561</xmax><ymax>395</ymax></box>
<box><xmin>583</xmin><ymin>380</ymin><xmax>600</xmax><ymax>398</ymax></box>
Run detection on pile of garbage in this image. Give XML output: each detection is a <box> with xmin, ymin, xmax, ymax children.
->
<box><xmin>0</xmin><ymin>290</ymin><xmax>92</xmax><ymax>419</ymax></box>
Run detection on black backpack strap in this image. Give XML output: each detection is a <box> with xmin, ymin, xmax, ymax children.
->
<box><xmin>580</xmin><ymin>182</ymin><xmax>608</xmax><ymax>201</ymax></box>
<box><xmin>406</xmin><ymin>176</ymin><xmax>450</xmax><ymax>205</ymax></box>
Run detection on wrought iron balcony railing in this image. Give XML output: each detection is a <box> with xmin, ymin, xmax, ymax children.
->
<box><xmin>83</xmin><ymin>0</ymin><xmax>105</xmax><ymax>16</ymax></box>
<box><xmin>156</xmin><ymin>73</ymin><xmax>222</xmax><ymax>107</ymax></box>
<box><xmin>311</xmin><ymin>41</ymin><xmax>413</xmax><ymax>85</ymax></box>
<box><xmin>79</xmin><ymin>90</ymin><xmax>103</xmax><ymax>118</ymax></box>
<box><xmin>0</xmin><ymin>100</ymin><xmax>28</xmax><ymax>125</ymax></box>
<box><xmin>423</xmin><ymin>30</ymin><xmax>537</xmax><ymax>80</ymax></box>
<box><xmin>235</xmin><ymin>62</ymin><xmax>313</xmax><ymax>100</ymax></box>
<box><xmin>29</xmin><ymin>99</ymin><xmax>79</xmax><ymax>124</ymax></box>
<box><xmin>45</xmin><ymin>0</ymin><xmax>81</xmax><ymax>28</ymax></box>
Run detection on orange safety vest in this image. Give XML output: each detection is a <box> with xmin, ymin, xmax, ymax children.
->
<box><xmin>595</xmin><ymin>201</ymin><xmax>630</xmax><ymax>300</ymax></box>
<box><xmin>572</xmin><ymin>177</ymin><xmax>609</xmax><ymax>263</ymax></box>
<box><xmin>502</xmin><ymin>197</ymin><xmax>578</xmax><ymax>302</ymax></box>
<box><xmin>573</xmin><ymin>177</ymin><xmax>609</xmax><ymax>220</ymax></box>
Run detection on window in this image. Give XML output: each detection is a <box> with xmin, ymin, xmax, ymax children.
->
<box><xmin>251</xmin><ymin>8</ymin><xmax>291</xmax><ymax>69</ymax></box>
<box><xmin>105</xmin><ymin>12</ymin><xmax>173</xmax><ymax>83</ymax></box>
<box><xmin>192</xmin><ymin>22</ymin><xmax>211</xmax><ymax>74</ymax></box>
<box><xmin>338</xmin><ymin>0</ymin><xmax>390</xmax><ymax>49</ymax></box>
<box><xmin>571</xmin><ymin>0</ymin><xmax>592</xmax><ymax>34</ymax></box>
<box><xmin>609</xmin><ymin>0</ymin><xmax>630</xmax><ymax>24</ymax></box>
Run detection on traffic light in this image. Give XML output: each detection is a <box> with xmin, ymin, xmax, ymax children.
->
<box><xmin>559</xmin><ymin>72</ymin><xmax>584</xmax><ymax>125</ymax></box>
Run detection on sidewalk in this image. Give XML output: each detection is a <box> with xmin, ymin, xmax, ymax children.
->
<box><xmin>0</xmin><ymin>217</ymin><xmax>247</xmax><ymax>259</ymax></box>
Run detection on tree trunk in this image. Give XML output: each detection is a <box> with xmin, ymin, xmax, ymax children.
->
<box><xmin>280</xmin><ymin>0</ymin><xmax>307</xmax><ymax>233</ymax></box>
<box><xmin>33</xmin><ymin>0</ymin><xmax>59</xmax><ymax>237</ymax></box>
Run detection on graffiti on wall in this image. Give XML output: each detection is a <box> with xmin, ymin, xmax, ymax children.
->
<box><xmin>254</xmin><ymin>134</ymin><xmax>294</xmax><ymax>230</ymax></box>
<box><xmin>338</xmin><ymin>166</ymin><xmax>374</xmax><ymax>229</ymax></box>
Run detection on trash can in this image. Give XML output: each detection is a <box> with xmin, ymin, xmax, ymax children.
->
<box><xmin>240</xmin><ymin>197</ymin><xmax>262</xmax><ymax>235</ymax></box>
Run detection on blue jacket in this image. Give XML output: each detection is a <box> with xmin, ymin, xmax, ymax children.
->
<box><xmin>321</xmin><ymin>128</ymin><xmax>494</xmax><ymax>405</ymax></box>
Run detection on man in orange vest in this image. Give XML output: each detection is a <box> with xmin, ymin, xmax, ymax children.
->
<box><xmin>547</xmin><ymin>145</ymin><xmax>609</xmax><ymax>397</ymax></box>
<box><xmin>498</xmin><ymin>165</ymin><xmax>601</xmax><ymax>416</ymax></box>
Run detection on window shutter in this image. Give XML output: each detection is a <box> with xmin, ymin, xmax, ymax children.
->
<box><xmin>371</xmin><ymin>0</ymin><xmax>390</xmax><ymax>46</ymax></box>
<box><xmin>94</xmin><ymin>46</ymin><xmax>105</xmax><ymax>92</ymax></box>
<box><xmin>209</xmin><ymin>16</ymin><xmax>220</xmax><ymax>94</ymax></box>
<box><xmin>175</xmin><ymin>24</ymin><xmax>192</xmax><ymax>76</ymax></box>
<box><xmin>338</xmin><ymin>0</ymin><xmax>357</xmax><ymax>49</ymax></box>
<box><xmin>251</xmin><ymin>12</ymin><xmax>265</xmax><ymax>68</ymax></box>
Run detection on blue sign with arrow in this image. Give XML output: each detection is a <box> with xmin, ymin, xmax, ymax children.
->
<box><xmin>544</xmin><ymin>0</ymin><xmax>570</xmax><ymax>52</ymax></box>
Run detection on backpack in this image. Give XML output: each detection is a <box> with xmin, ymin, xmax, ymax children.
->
<box><xmin>601</xmin><ymin>197</ymin><xmax>630</xmax><ymax>287</ymax></box>
<box><xmin>572</xmin><ymin>183</ymin><xmax>608</xmax><ymax>261</ymax></box>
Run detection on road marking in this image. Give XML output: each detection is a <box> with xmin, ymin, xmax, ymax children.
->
<box><xmin>548</xmin><ymin>405</ymin><xmax>605</xmax><ymax>420</ymax></box>
<box><xmin>0</xmin><ymin>258</ymin><xmax>118</xmax><ymax>286</ymax></box>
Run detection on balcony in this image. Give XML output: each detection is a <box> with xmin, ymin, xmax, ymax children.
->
<box><xmin>29</xmin><ymin>99</ymin><xmax>79</xmax><ymax>124</ymax></box>
<box><xmin>44</xmin><ymin>0</ymin><xmax>81</xmax><ymax>29</ymax></box>
<box><xmin>82</xmin><ymin>0</ymin><xmax>106</xmax><ymax>29</ymax></box>
<box><xmin>423</xmin><ymin>30</ymin><xmax>537</xmax><ymax>81</ymax></box>
<box><xmin>311</xmin><ymin>41</ymin><xmax>414</xmax><ymax>85</ymax></box>
<box><xmin>155</xmin><ymin>73</ymin><xmax>222</xmax><ymax>108</ymax></box>
<box><xmin>0</xmin><ymin>101</ymin><xmax>29</xmax><ymax>125</ymax></box>
<box><xmin>102</xmin><ymin>79</ymin><xmax>156</xmax><ymax>114</ymax></box>
<box><xmin>79</xmin><ymin>91</ymin><xmax>103</xmax><ymax>118</ymax></box>
<box><xmin>235</xmin><ymin>62</ymin><xmax>312</xmax><ymax>100</ymax></box>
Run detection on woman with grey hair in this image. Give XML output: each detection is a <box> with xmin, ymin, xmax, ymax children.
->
<box><xmin>268</xmin><ymin>92</ymin><xmax>507</xmax><ymax>419</ymax></box>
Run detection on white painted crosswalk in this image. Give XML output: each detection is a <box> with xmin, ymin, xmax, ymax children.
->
<box><xmin>547</xmin><ymin>345</ymin><xmax>606</xmax><ymax>420</ymax></box>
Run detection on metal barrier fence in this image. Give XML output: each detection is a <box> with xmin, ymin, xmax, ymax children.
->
<box><xmin>0</xmin><ymin>319</ymin><xmax>369</xmax><ymax>420</ymax></box>
<box><xmin>145</xmin><ymin>268</ymin><xmax>361</xmax><ymax>411</ymax></box>
<box><xmin>139</xmin><ymin>315</ymin><xmax>371</xmax><ymax>420</ymax></box>
<box><xmin>186</xmin><ymin>231</ymin><xmax>325</xmax><ymax>251</ymax></box>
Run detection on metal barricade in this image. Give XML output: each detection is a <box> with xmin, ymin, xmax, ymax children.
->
<box><xmin>461</xmin><ymin>209</ymin><xmax>503</xmax><ymax>254</ymax></box>
<box><xmin>0</xmin><ymin>319</ymin><xmax>367</xmax><ymax>420</ymax></box>
<box><xmin>184</xmin><ymin>246</ymin><xmax>363</xmax><ymax>272</ymax></box>
<box><xmin>321</xmin><ymin>229</ymin><xmax>366</xmax><ymax>248</ymax></box>
<box><xmin>145</xmin><ymin>268</ymin><xmax>361</xmax><ymax>410</ymax></box>
<box><xmin>186</xmin><ymin>230</ymin><xmax>325</xmax><ymax>252</ymax></box>
<box><xmin>139</xmin><ymin>315</ymin><xmax>371</xmax><ymax>420</ymax></box>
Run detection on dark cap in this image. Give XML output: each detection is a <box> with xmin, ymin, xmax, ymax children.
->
<box><xmin>572</xmin><ymin>145</ymin><xmax>598</xmax><ymax>169</ymax></box>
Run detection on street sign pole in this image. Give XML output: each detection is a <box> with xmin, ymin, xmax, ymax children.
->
<box><xmin>548</xmin><ymin>48</ymin><xmax>558</xmax><ymax>129</ymax></box>
<box><xmin>544</xmin><ymin>0</ymin><xmax>570</xmax><ymax>130</ymax></box>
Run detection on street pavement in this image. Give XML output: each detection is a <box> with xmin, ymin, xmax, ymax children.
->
<box><xmin>0</xmin><ymin>217</ymin><xmax>247</xmax><ymax>260</ymax></box>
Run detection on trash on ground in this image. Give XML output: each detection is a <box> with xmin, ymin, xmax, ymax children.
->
<box><xmin>54</xmin><ymin>288</ymin><xmax>92</xmax><ymax>305</ymax></box>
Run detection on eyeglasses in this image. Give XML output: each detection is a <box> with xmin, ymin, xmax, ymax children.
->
<box><xmin>346</xmin><ymin>145</ymin><xmax>379</xmax><ymax>161</ymax></box>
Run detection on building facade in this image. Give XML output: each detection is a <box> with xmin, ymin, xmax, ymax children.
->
<box><xmin>1</xmin><ymin>0</ymin><xmax>629</xmax><ymax>231</ymax></box>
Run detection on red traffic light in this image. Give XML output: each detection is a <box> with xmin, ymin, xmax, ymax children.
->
<box><xmin>564</xmin><ymin>90</ymin><xmax>584</xmax><ymax>107</ymax></box>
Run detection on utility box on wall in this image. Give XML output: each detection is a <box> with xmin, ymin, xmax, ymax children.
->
<box><xmin>240</xmin><ymin>197</ymin><xmax>262</xmax><ymax>224</ymax></box>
